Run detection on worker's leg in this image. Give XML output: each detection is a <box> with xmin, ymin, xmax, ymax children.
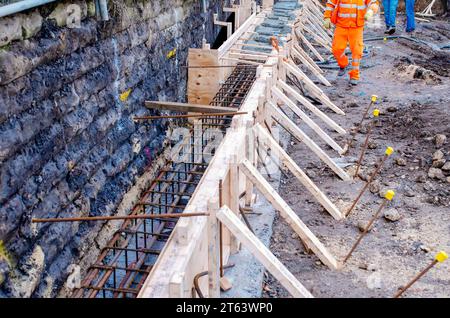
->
<box><xmin>348</xmin><ymin>27</ymin><xmax>364</xmax><ymax>81</ymax></box>
<box><xmin>389</xmin><ymin>0</ymin><xmax>399</xmax><ymax>27</ymax></box>
<box><xmin>383</xmin><ymin>0</ymin><xmax>393</xmax><ymax>27</ymax></box>
<box><xmin>405</xmin><ymin>0</ymin><xmax>416</xmax><ymax>31</ymax></box>
<box><xmin>332</xmin><ymin>26</ymin><xmax>349</xmax><ymax>69</ymax></box>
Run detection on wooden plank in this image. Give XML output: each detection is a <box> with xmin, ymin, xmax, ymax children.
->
<box><xmin>138</xmin><ymin>54</ymin><xmax>278</xmax><ymax>298</ymax></box>
<box><xmin>295</xmin><ymin>28</ymin><xmax>324</xmax><ymax>62</ymax></box>
<box><xmin>291</xmin><ymin>48</ymin><xmax>331</xmax><ymax>87</ymax></box>
<box><xmin>239</xmin><ymin>159</ymin><xmax>341</xmax><ymax>269</ymax></box>
<box><xmin>284</xmin><ymin>62</ymin><xmax>345</xmax><ymax>115</ymax></box>
<box><xmin>216</xmin><ymin>205</ymin><xmax>314</xmax><ymax>297</ymax></box>
<box><xmin>229</xmin><ymin>155</ymin><xmax>241</xmax><ymax>253</ymax></box>
<box><xmin>272</xmin><ymin>86</ymin><xmax>344</xmax><ymax>154</ymax></box>
<box><xmin>254</xmin><ymin>123</ymin><xmax>346</xmax><ymax>219</ymax></box>
<box><xmin>266</xmin><ymin>102</ymin><xmax>350</xmax><ymax>182</ymax></box>
<box><xmin>277</xmin><ymin>79</ymin><xmax>345</xmax><ymax>135</ymax></box>
<box><xmin>293</xmin><ymin>44</ymin><xmax>324</xmax><ymax>74</ymax></box>
<box><xmin>218</xmin><ymin>10</ymin><xmax>259</xmax><ymax>59</ymax></box>
<box><xmin>229</xmin><ymin>52</ymin><xmax>268</xmax><ymax>61</ymax></box>
<box><xmin>145</xmin><ymin>101</ymin><xmax>237</xmax><ymax>114</ymax></box>
<box><xmin>302</xmin><ymin>23</ymin><xmax>332</xmax><ymax>52</ymax></box>
<box><xmin>187</xmin><ymin>48</ymin><xmax>221</xmax><ymax>105</ymax></box>
<box><xmin>207</xmin><ymin>199</ymin><xmax>221</xmax><ymax>298</ymax></box>
<box><xmin>221</xmin><ymin>57</ymin><xmax>264</xmax><ymax>66</ymax></box>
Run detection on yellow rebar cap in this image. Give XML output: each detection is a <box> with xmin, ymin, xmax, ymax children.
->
<box><xmin>167</xmin><ymin>48</ymin><xmax>177</xmax><ymax>59</ymax></box>
<box><xmin>371</xmin><ymin>95</ymin><xmax>378</xmax><ymax>102</ymax></box>
<box><xmin>119</xmin><ymin>89</ymin><xmax>132</xmax><ymax>102</ymax></box>
<box><xmin>373</xmin><ymin>109</ymin><xmax>380</xmax><ymax>117</ymax></box>
<box><xmin>385</xmin><ymin>147</ymin><xmax>394</xmax><ymax>156</ymax></box>
<box><xmin>385</xmin><ymin>190</ymin><xmax>395</xmax><ymax>201</ymax></box>
<box><xmin>436</xmin><ymin>251</ymin><xmax>448</xmax><ymax>263</ymax></box>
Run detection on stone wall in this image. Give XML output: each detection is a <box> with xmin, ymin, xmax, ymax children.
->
<box><xmin>0</xmin><ymin>0</ymin><xmax>229</xmax><ymax>298</ymax></box>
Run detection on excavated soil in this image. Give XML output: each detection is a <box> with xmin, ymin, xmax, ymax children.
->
<box><xmin>262</xmin><ymin>17</ymin><xmax>450</xmax><ymax>298</ymax></box>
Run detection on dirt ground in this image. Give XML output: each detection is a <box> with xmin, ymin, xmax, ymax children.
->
<box><xmin>263</xmin><ymin>17</ymin><xmax>450</xmax><ymax>298</ymax></box>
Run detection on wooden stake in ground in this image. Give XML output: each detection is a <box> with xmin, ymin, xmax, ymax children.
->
<box><xmin>346</xmin><ymin>146</ymin><xmax>395</xmax><ymax>217</ymax></box>
<box><xmin>343</xmin><ymin>190</ymin><xmax>395</xmax><ymax>263</ymax></box>
<box><xmin>394</xmin><ymin>251</ymin><xmax>449</xmax><ymax>298</ymax></box>
<box><xmin>354</xmin><ymin>109</ymin><xmax>380</xmax><ymax>177</ymax></box>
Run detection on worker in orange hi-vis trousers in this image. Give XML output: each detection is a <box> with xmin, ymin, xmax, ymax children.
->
<box><xmin>323</xmin><ymin>0</ymin><xmax>379</xmax><ymax>86</ymax></box>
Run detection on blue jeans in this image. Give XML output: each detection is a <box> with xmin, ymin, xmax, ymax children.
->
<box><xmin>405</xmin><ymin>0</ymin><xmax>416</xmax><ymax>31</ymax></box>
<box><xmin>383</xmin><ymin>0</ymin><xmax>399</xmax><ymax>27</ymax></box>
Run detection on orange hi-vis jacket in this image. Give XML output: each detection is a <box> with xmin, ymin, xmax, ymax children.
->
<box><xmin>324</xmin><ymin>0</ymin><xmax>378</xmax><ymax>28</ymax></box>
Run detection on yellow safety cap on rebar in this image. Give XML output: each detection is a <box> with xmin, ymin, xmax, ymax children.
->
<box><xmin>167</xmin><ymin>48</ymin><xmax>177</xmax><ymax>59</ymax></box>
<box><xmin>435</xmin><ymin>251</ymin><xmax>448</xmax><ymax>263</ymax></box>
<box><xmin>373</xmin><ymin>109</ymin><xmax>380</xmax><ymax>117</ymax></box>
<box><xmin>119</xmin><ymin>89</ymin><xmax>132</xmax><ymax>102</ymax></box>
<box><xmin>385</xmin><ymin>190</ymin><xmax>395</xmax><ymax>201</ymax></box>
<box><xmin>371</xmin><ymin>95</ymin><xmax>378</xmax><ymax>103</ymax></box>
<box><xmin>385</xmin><ymin>147</ymin><xmax>394</xmax><ymax>156</ymax></box>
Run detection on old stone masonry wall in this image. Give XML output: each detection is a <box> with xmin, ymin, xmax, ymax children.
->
<box><xmin>0</xmin><ymin>0</ymin><xmax>227</xmax><ymax>298</ymax></box>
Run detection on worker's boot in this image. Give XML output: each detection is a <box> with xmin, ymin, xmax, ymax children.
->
<box><xmin>350</xmin><ymin>78</ymin><xmax>358</xmax><ymax>86</ymax></box>
<box><xmin>337</xmin><ymin>67</ymin><xmax>347</xmax><ymax>77</ymax></box>
<box><xmin>385</xmin><ymin>27</ymin><xmax>396</xmax><ymax>35</ymax></box>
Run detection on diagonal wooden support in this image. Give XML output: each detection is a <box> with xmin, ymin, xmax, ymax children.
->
<box><xmin>290</xmin><ymin>49</ymin><xmax>331</xmax><ymax>87</ymax></box>
<box><xmin>266</xmin><ymin>103</ymin><xmax>350</xmax><ymax>182</ymax></box>
<box><xmin>239</xmin><ymin>159</ymin><xmax>341</xmax><ymax>268</ymax></box>
<box><xmin>305</xmin><ymin>14</ymin><xmax>332</xmax><ymax>44</ymax></box>
<box><xmin>253</xmin><ymin>122</ymin><xmax>347</xmax><ymax>218</ymax></box>
<box><xmin>304</xmin><ymin>13</ymin><xmax>332</xmax><ymax>44</ymax></box>
<box><xmin>277</xmin><ymin>80</ymin><xmax>345</xmax><ymax>134</ymax></box>
<box><xmin>272</xmin><ymin>87</ymin><xmax>344</xmax><ymax>154</ymax></box>
<box><xmin>301</xmin><ymin>23</ymin><xmax>332</xmax><ymax>52</ymax></box>
<box><xmin>216</xmin><ymin>205</ymin><xmax>314</xmax><ymax>298</ymax></box>
<box><xmin>291</xmin><ymin>46</ymin><xmax>324</xmax><ymax>75</ymax></box>
<box><xmin>294</xmin><ymin>43</ymin><xmax>324</xmax><ymax>74</ymax></box>
<box><xmin>295</xmin><ymin>28</ymin><xmax>325</xmax><ymax>62</ymax></box>
<box><xmin>284</xmin><ymin>61</ymin><xmax>345</xmax><ymax>115</ymax></box>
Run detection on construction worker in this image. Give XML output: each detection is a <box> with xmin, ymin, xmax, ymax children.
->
<box><xmin>323</xmin><ymin>0</ymin><xmax>379</xmax><ymax>85</ymax></box>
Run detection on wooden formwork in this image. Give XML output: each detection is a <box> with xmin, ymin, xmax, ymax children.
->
<box><xmin>139</xmin><ymin>0</ymin><xmax>349</xmax><ymax>298</ymax></box>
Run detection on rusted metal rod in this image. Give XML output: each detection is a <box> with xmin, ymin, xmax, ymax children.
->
<box><xmin>183</xmin><ymin>65</ymin><xmax>257</xmax><ymax>69</ymax></box>
<box><xmin>343</xmin><ymin>95</ymin><xmax>378</xmax><ymax>153</ymax></box>
<box><xmin>239</xmin><ymin>206</ymin><xmax>255</xmax><ymax>234</ymax></box>
<box><xmin>134</xmin><ymin>112</ymin><xmax>247</xmax><ymax>120</ymax></box>
<box><xmin>394</xmin><ymin>251</ymin><xmax>448</xmax><ymax>298</ymax></box>
<box><xmin>343</xmin><ymin>199</ymin><xmax>388</xmax><ymax>263</ymax></box>
<box><xmin>32</xmin><ymin>212</ymin><xmax>209</xmax><ymax>223</ymax></box>
<box><xmin>354</xmin><ymin>110</ymin><xmax>380</xmax><ymax>178</ymax></box>
<box><xmin>193</xmin><ymin>264</ymin><xmax>235</xmax><ymax>298</ymax></box>
<box><xmin>346</xmin><ymin>147</ymin><xmax>394</xmax><ymax>217</ymax></box>
<box><xmin>357</xmin><ymin>95</ymin><xmax>378</xmax><ymax>129</ymax></box>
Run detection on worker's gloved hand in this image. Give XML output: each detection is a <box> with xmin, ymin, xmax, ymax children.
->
<box><xmin>323</xmin><ymin>18</ymin><xmax>331</xmax><ymax>30</ymax></box>
<box><xmin>364</xmin><ymin>9</ymin><xmax>374</xmax><ymax>22</ymax></box>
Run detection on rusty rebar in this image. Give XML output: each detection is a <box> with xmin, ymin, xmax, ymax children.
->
<box><xmin>343</xmin><ymin>200</ymin><xmax>388</xmax><ymax>263</ymax></box>
<box><xmin>193</xmin><ymin>264</ymin><xmax>235</xmax><ymax>298</ymax></box>
<box><xmin>393</xmin><ymin>260</ymin><xmax>438</xmax><ymax>298</ymax></box>
<box><xmin>354</xmin><ymin>121</ymin><xmax>375</xmax><ymax>178</ymax></box>
<box><xmin>32</xmin><ymin>212</ymin><xmax>208</xmax><ymax>223</ymax></box>
<box><xmin>133</xmin><ymin>112</ymin><xmax>247</xmax><ymax>121</ymax></box>
<box><xmin>239</xmin><ymin>206</ymin><xmax>255</xmax><ymax>234</ymax></box>
<box><xmin>183</xmin><ymin>65</ymin><xmax>258</xmax><ymax>69</ymax></box>
<box><xmin>346</xmin><ymin>154</ymin><xmax>390</xmax><ymax>217</ymax></box>
<box><xmin>344</xmin><ymin>98</ymin><xmax>377</xmax><ymax>152</ymax></box>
